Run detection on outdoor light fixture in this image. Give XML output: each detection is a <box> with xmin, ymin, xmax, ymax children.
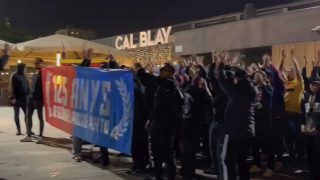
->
<box><xmin>56</xmin><ymin>53</ymin><xmax>61</xmax><ymax>66</ymax></box>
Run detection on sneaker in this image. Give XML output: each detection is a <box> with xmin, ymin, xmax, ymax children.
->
<box><xmin>263</xmin><ymin>168</ymin><xmax>274</xmax><ymax>177</ymax></box>
<box><xmin>117</xmin><ymin>153</ymin><xmax>130</xmax><ymax>158</ymax></box>
<box><xmin>73</xmin><ymin>155</ymin><xmax>82</xmax><ymax>162</ymax></box>
<box><xmin>36</xmin><ymin>137</ymin><xmax>44</xmax><ymax>144</ymax></box>
<box><xmin>16</xmin><ymin>132</ymin><xmax>23</xmax><ymax>136</ymax></box>
<box><xmin>203</xmin><ymin>168</ymin><xmax>219</xmax><ymax>175</ymax></box>
<box><xmin>274</xmin><ymin>161</ymin><xmax>283</xmax><ymax>171</ymax></box>
<box><xmin>249</xmin><ymin>165</ymin><xmax>261</xmax><ymax>173</ymax></box>
<box><xmin>20</xmin><ymin>136</ymin><xmax>33</xmax><ymax>142</ymax></box>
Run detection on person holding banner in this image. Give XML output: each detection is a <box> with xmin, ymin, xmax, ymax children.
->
<box><xmin>79</xmin><ymin>48</ymin><xmax>93</xmax><ymax>67</ymax></box>
<box><xmin>129</xmin><ymin>68</ymin><xmax>149</xmax><ymax>174</ymax></box>
<box><xmin>21</xmin><ymin>58</ymin><xmax>45</xmax><ymax>143</ymax></box>
<box><xmin>147</xmin><ymin>64</ymin><xmax>181</xmax><ymax>180</ymax></box>
<box><xmin>72</xmin><ymin>56</ymin><xmax>121</xmax><ymax>165</ymax></box>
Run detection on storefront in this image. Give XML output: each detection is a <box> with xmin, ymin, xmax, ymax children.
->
<box><xmin>95</xmin><ymin>26</ymin><xmax>177</xmax><ymax>67</ymax></box>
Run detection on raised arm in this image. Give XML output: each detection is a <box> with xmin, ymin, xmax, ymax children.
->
<box><xmin>291</xmin><ymin>49</ymin><xmax>303</xmax><ymax>81</ymax></box>
<box><xmin>302</xmin><ymin>56</ymin><xmax>309</xmax><ymax>79</ymax></box>
<box><xmin>279</xmin><ymin>49</ymin><xmax>287</xmax><ymax>72</ymax></box>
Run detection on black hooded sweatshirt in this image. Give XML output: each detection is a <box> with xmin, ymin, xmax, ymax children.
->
<box><xmin>11</xmin><ymin>66</ymin><xmax>30</xmax><ymax>103</ymax></box>
<box><xmin>217</xmin><ymin>64</ymin><xmax>256</xmax><ymax>138</ymax></box>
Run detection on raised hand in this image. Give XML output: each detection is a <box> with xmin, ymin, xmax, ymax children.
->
<box><xmin>290</xmin><ymin>47</ymin><xmax>295</xmax><ymax>57</ymax></box>
<box><xmin>187</xmin><ymin>57</ymin><xmax>195</xmax><ymax>67</ymax></box>
<box><xmin>304</xmin><ymin>56</ymin><xmax>309</xmax><ymax>66</ymax></box>
<box><xmin>311</xmin><ymin>59</ymin><xmax>316</xmax><ymax>67</ymax></box>
<box><xmin>195</xmin><ymin>56</ymin><xmax>205</xmax><ymax>67</ymax></box>
<box><xmin>281</xmin><ymin>49</ymin><xmax>287</xmax><ymax>60</ymax></box>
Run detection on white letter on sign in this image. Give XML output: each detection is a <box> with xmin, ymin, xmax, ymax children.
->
<box><xmin>161</xmin><ymin>26</ymin><xmax>172</xmax><ymax>43</ymax></box>
<box><xmin>140</xmin><ymin>31</ymin><xmax>147</xmax><ymax>48</ymax></box>
<box><xmin>123</xmin><ymin>36</ymin><xmax>130</xmax><ymax>49</ymax></box>
<box><xmin>130</xmin><ymin>34</ymin><xmax>137</xmax><ymax>49</ymax></box>
<box><xmin>155</xmin><ymin>29</ymin><xmax>165</xmax><ymax>45</ymax></box>
<box><xmin>115</xmin><ymin>36</ymin><xmax>123</xmax><ymax>50</ymax></box>
<box><xmin>147</xmin><ymin>30</ymin><xmax>154</xmax><ymax>46</ymax></box>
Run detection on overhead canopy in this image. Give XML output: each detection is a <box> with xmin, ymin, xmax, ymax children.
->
<box><xmin>0</xmin><ymin>40</ymin><xmax>14</xmax><ymax>49</ymax></box>
<box><xmin>9</xmin><ymin>34</ymin><xmax>133</xmax><ymax>67</ymax></box>
<box><xmin>16</xmin><ymin>34</ymin><xmax>122</xmax><ymax>54</ymax></box>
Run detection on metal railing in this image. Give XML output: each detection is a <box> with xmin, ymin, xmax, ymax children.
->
<box><xmin>172</xmin><ymin>0</ymin><xmax>320</xmax><ymax>33</ymax></box>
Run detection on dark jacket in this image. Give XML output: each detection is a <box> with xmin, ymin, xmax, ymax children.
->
<box><xmin>80</xmin><ymin>58</ymin><xmax>91</xmax><ymax>67</ymax></box>
<box><xmin>149</xmin><ymin>77</ymin><xmax>181</xmax><ymax>133</ymax></box>
<box><xmin>11</xmin><ymin>73</ymin><xmax>30</xmax><ymax>103</ymax></box>
<box><xmin>137</xmin><ymin>69</ymin><xmax>157</xmax><ymax>118</ymax></box>
<box><xmin>0</xmin><ymin>54</ymin><xmax>9</xmax><ymax>71</ymax></box>
<box><xmin>182</xmin><ymin>85</ymin><xmax>212</xmax><ymax>137</ymax></box>
<box><xmin>208</xmin><ymin>63</ymin><xmax>227</xmax><ymax>124</ymax></box>
<box><xmin>133</xmin><ymin>78</ymin><xmax>148</xmax><ymax>129</ymax></box>
<box><xmin>263</xmin><ymin>65</ymin><xmax>285</xmax><ymax>118</ymax></box>
<box><xmin>30</xmin><ymin>72</ymin><xmax>43</xmax><ymax>101</ymax></box>
<box><xmin>218</xmin><ymin>64</ymin><xmax>256</xmax><ymax>137</ymax></box>
<box><xmin>255</xmin><ymin>85</ymin><xmax>273</xmax><ymax>131</ymax></box>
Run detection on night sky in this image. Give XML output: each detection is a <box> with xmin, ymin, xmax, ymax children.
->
<box><xmin>0</xmin><ymin>0</ymin><xmax>298</xmax><ymax>38</ymax></box>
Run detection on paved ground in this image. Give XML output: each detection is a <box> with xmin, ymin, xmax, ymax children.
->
<box><xmin>0</xmin><ymin>107</ymin><xmax>310</xmax><ymax>180</ymax></box>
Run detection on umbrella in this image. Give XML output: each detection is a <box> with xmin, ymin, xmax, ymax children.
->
<box><xmin>13</xmin><ymin>34</ymin><xmax>133</xmax><ymax>66</ymax></box>
<box><xmin>16</xmin><ymin>34</ymin><xmax>125</xmax><ymax>55</ymax></box>
<box><xmin>0</xmin><ymin>40</ymin><xmax>14</xmax><ymax>49</ymax></box>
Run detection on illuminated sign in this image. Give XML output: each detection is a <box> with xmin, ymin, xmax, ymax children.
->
<box><xmin>115</xmin><ymin>26</ymin><xmax>172</xmax><ymax>50</ymax></box>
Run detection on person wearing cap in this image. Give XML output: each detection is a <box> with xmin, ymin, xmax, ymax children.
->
<box><xmin>21</xmin><ymin>58</ymin><xmax>45</xmax><ymax>143</ymax></box>
<box><xmin>279</xmin><ymin>49</ymin><xmax>305</xmax><ymax>161</ymax></box>
<box><xmin>216</xmin><ymin>59</ymin><xmax>256</xmax><ymax>180</ymax></box>
<box><xmin>8</xmin><ymin>63</ymin><xmax>30</xmax><ymax>135</ymax></box>
<box><xmin>146</xmin><ymin>63</ymin><xmax>181</xmax><ymax>180</ymax></box>
<box><xmin>0</xmin><ymin>43</ymin><xmax>10</xmax><ymax>71</ymax></box>
<box><xmin>301</xmin><ymin>80</ymin><xmax>320</xmax><ymax>179</ymax></box>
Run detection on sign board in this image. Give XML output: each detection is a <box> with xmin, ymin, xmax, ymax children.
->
<box><xmin>115</xmin><ymin>26</ymin><xmax>172</xmax><ymax>50</ymax></box>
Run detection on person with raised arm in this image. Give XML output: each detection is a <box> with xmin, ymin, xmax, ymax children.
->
<box><xmin>282</xmin><ymin>48</ymin><xmax>305</xmax><ymax>161</ymax></box>
<box><xmin>216</xmin><ymin>53</ymin><xmax>256</xmax><ymax>180</ymax></box>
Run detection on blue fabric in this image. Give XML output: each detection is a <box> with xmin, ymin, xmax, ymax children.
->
<box><xmin>72</xmin><ymin>68</ymin><xmax>134</xmax><ymax>154</ymax></box>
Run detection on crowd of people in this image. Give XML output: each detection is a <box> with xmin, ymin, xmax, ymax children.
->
<box><xmin>125</xmin><ymin>49</ymin><xmax>320</xmax><ymax>180</ymax></box>
<box><xmin>3</xmin><ymin>47</ymin><xmax>320</xmax><ymax>180</ymax></box>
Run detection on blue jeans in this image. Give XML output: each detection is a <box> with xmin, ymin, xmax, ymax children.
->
<box><xmin>26</xmin><ymin>99</ymin><xmax>44</xmax><ymax>136</ymax></box>
<box><xmin>285</xmin><ymin>114</ymin><xmax>304</xmax><ymax>159</ymax></box>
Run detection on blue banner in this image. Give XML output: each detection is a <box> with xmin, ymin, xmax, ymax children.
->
<box><xmin>43</xmin><ymin>67</ymin><xmax>134</xmax><ymax>155</ymax></box>
<box><xmin>73</xmin><ymin>68</ymin><xmax>134</xmax><ymax>154</ymax></box>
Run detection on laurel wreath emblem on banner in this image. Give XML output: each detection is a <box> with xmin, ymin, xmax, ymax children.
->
<box><xmin>110</xmin><ymin>79</ymin><xmax>132</xmax><ymax>140</ymax></box>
